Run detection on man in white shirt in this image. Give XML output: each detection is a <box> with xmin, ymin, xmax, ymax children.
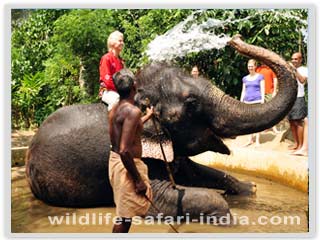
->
<box><xmin>287</xmin><ymin>52</ymin><xmax>308</xmax><ymax>156</ymax></box>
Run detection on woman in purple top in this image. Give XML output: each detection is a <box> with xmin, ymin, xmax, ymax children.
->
<box><xmin>240</xmin><ymin>59</ymin><xmax>265</xmax><ymax>146</ymax></box>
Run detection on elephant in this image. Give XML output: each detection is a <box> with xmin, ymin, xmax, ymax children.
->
<box><xmin>25</xmin><ymin>35</ymin><xmax>297</xmax><ymax>221</ymax></box>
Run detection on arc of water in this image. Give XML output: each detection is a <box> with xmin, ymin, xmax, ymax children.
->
<box><xmin>145</xmin><ymin>9</ymin><xmax>308</xmax><ymax>62</ymax></box>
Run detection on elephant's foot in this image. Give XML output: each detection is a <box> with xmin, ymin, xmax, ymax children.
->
<box><xmin>171</xmin><ymin>156</ymin><xmax>257</xmax><ymax>196</ymax></box>
<box><xmin>222</xmin><ymin>175</ymin><xmax>257</xmax><ymax>196</ymax></box>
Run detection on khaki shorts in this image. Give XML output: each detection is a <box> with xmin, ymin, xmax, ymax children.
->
<box><xmin>108</xmin><ymin>151</ymin><xmax>152</xmax><ymax>218</ymax></box>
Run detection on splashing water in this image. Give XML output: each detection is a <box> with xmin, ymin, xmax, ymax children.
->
<box><xmin>146</xmin><ymin>12</ymin><xmax>231</xmax><ymax>62</ymax></box>
<box><xmin>145</xmin><ymin>10</ymin><xmax>308</xmax><ymax>62</ymax></box>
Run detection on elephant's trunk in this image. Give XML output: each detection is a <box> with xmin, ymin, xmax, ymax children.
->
<box><xmin>205</xmin><ymin>34</ymin><xmax>297</xmax><ymax>137</ymax></box>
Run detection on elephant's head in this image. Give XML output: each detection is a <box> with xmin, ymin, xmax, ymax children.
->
<box><xmin>135</xmin><ymin>35</ymin><xmax>297</xmax><ymax>156</ymax></box>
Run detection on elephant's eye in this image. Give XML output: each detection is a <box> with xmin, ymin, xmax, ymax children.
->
<box><xmin>184</xmin><ymin>97</ymin><xmax>201</xmax><ymax>116</ymax></box>
<box><xmin>184</xmin><ymin>97</ymin><xmax>198</xmax><ymax>109</ymax></box>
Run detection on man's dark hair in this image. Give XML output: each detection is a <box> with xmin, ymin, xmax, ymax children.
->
<box><xmin>113</xmin><ymin>69</ymin><xmax>135</xmax><ymax>98</ymax></box>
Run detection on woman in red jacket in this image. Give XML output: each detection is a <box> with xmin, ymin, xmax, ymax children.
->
<box><xmin>99</xmin><ymin>31</ymin><xmax>125</xmax><ymax>110</ymax></box>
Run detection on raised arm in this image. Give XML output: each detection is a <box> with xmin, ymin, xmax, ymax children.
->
<box><xmin>289</xmin><ymin>62</ymin><xmax>308</xmax><ymax>84</ymax></box>
<box><xmin>141</xmin><ymin>106</ymin><xmax>154</xmax><ymax>124</ymax></box>
<box><xmin>295</xmin><ymin>70</ymin><xmax>308</xmax><ymax>84</ymax></box>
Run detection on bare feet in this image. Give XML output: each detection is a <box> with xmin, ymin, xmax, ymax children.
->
<box><xmin>288</xmin><ymin>144</ymin><xmax>298</xmax><ymax>151</ymax></box>
<box><xmin>290</xmin><ymin>149</ymin><xmax>308</xmax><ymax>157</ymax></box>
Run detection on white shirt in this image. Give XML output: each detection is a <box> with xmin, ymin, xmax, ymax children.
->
<box><xmin>296</xmin><ymin>66</ymin><xmax>308</xmax><ymax>98</ymax></box>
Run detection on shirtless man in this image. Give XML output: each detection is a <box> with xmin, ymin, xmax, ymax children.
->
<box><xmin>108</xmin><ymin>69</ymin><xmax>154</xmax><ymax>233</ymax></box>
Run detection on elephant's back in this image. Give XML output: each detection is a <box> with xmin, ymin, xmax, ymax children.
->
<box><xmin>35</xmin><ymin>103</ymin><xmax>108</xmax><ymax>143</ymax></box>
<box><xmin>26</xmin><ymin>103</ymin><xmax>113</xmax><ymax>207</ymax></box>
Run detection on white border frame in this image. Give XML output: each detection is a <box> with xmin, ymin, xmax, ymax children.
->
<box><xmin>1</xmin><ymin>0</ymin><xmax>318</xmax><ymax>239</ymax></box>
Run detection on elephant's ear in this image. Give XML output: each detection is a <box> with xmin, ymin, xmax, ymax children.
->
<box><xmin>184</xmin><ymin>96</ymin><xmax>201</xmax><ymax>116</ymax></box>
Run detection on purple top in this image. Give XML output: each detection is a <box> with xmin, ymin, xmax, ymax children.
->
<box><xmin>242</xmin><ymin>73</ymin><xmax>264</xmax><ymax>102</ymax></box>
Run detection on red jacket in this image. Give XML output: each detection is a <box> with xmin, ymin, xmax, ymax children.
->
<box><xmin>99</xmin><ymin>51</ymin><xmax>124</xmax><ymax>93</ymax></box>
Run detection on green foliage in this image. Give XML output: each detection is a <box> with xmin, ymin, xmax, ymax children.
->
<box><xmin>11</xmin><ymin>72</ymin><xmax>46</xmax><ymax>128</ymax></box>
<box><xmin>43</xmin><ymin>47</ymin><xmax>85</xmax><ymax>109</ymax></box>
<box><xmin>11</xmin><ymin>9</ymin><xmax>69</xmax><ymax>128</ymax></box>
<box><xmin>11</xmin><ymin>9</ymin><xmax>308</xmax><ymax>129</ymax></box>
<box><xmin>11</xmin><ymin>10</ymin><xmax>67</xmax><ymax>84</ymax></box>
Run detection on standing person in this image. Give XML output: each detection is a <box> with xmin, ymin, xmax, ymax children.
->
<box><xmin>190</xmin><ymin>65</ymin><xmax>200</xmax><ymax>78</ymax></box>
<box><xmin>99</xmin><ymin>30</ymin><xmax>125</xmax><ymax>111</ymax></box>
<box><xmin>108</xmin><ymin>69</ymin><xmax>154</xmax><ymax>233</ymax></box>
<box><xmin>256</xmin><ymin>62</ymin><xmax>280</xmax><ymax>133</ymax></box>
<box><xmin>256</xmin><ymin>63</ymin><xmax>277</xmax><ymax>100</ymax></box>
<box><xmin>287</xmin><ymin>52</ymin><xmax>308</xmax><ymax>156</ymax></box>
<box><xmin>240</xmin><ymin>59</ymin><xmax>265</xmax><ymax>147</ymax></box>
